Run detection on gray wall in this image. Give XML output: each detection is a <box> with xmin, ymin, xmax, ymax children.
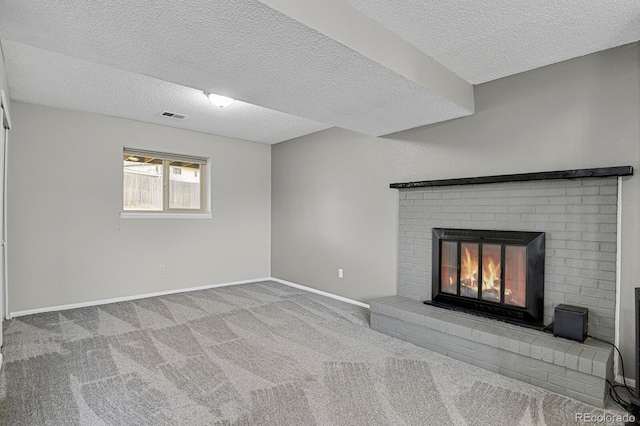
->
<box><xmin>0</xmin><ymin>42</ymin><xmax>10</xmax><ymax>110</ymax></box>
<box><xmin>272</xmin><ymin>43</ymin><xmax>640</xmax><ymax>378</ymax></box>
<box><xmin>8</xmin><ymin>102</ymin><xmax>271</xmax><ymax>312</ymax></box>
<box><xmin>0</xmin><ymin>42</ymin><xmax>10</xmax><ymax>348</ymax></box>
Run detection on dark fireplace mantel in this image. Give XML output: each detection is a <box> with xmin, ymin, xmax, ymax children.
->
<box><xmin>390</xmin><ymin>166</ymin><xmax>632</xmax><ymax>189</ymax></box>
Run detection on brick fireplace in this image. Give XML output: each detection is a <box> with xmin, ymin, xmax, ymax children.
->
<box><xmin>370</xmin><ymin>167</ymin><xmax>633</xmax><ymax>407</ymax></box>
<box><xmin>398</xmin><ymin>175</ymin><xmax>620</xmax><ymax>340</ymax></box>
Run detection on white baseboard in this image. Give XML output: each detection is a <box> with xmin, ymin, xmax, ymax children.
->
<box><xmin>615</xmin><ymin>374</ymin><xmax>637</xmax><ymax>391</ymax></box>
<box><xmin>269</xmin><ymin>277</ymin><xmax>370</xmax><ymax>309</ymax></box>
<box><xmin>8</xmin><ymin>277</ymin><xmax>370</xmax><ymax>318</ymax></box>
<box><xmin>10</xmin><ymin>277</ymin><xmax>272</xmax><ymax>318</ymax></box>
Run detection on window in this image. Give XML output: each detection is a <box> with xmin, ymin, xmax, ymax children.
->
<box><xmin>123</xmin><ymin>149</ymin><xmax>207</xmax><ymax>214</ymax></box>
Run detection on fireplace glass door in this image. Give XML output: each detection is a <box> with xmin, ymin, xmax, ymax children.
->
<box><xmin>440</xmin><ymin>242</ymin><xmax>526</xmax><ymax>306</ymax></box>
<box><xmin>482</xmin><ymin>244</ymin><xmax>502</xmax><ymax>303</ymax></box>
<box><xmin>440</xmin><ymin>241</ymin><xmax>458</xmax><ymax>295</ymax></box>
<box><xmin>460</xmin><ymin>243</ymin><xmax>479</xmax><ymax>299</ymax></box>
<box><xmin>431</xmin><ymin>228</ymin><xmax>544</xmax><ymax>326</ymax></box>
<box><xmin>505</xmin><ymin>246</ymin><xmax>526</xmax><ymax>307</ymax></box>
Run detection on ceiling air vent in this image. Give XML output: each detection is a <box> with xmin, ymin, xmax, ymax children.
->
<box><xmin>160</xmin><ymin>111</ymin><xmax>187</xmax><ymax>120</ymax></box>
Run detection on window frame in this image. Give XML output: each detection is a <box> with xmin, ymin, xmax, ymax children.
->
<box><xmin>121</xmin><ymin>148</ymin><xmax>211</xmax><ymax>219</ymax></box>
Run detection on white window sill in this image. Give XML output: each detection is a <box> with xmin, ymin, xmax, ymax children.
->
<box><xmin>120</xmin><ymin>212</ymin><xmax>212</xmax><ymax>220</ymax></box>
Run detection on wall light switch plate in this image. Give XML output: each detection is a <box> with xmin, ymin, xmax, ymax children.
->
<box><xmin>338</xmin><ymin>268</ymin><xmax>344</xmax><ymax>279</ymax></box>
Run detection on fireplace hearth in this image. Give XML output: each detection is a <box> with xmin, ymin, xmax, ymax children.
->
<box><xmin>428</xmin><ymin>228</ymin><xmax>545</xmax><ymax>328</ymax></box>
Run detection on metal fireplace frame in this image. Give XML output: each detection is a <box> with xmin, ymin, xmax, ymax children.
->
<box><xmin>429</xmin><ymin>228</ymin><xmax>545</xmax><ymax>328</ymax></box>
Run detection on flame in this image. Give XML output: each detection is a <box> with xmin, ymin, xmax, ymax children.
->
<box><xmin>458</xmin><ymin>247</ymin><xmax>501</xmax><ymax>292</ymax></box>
<box><xmin>441</xmin><ymin>243</ymin><xmax>529</xmax><ymax>305</ymax></box>
<box><xmin>461</xmin><ymin>248</ymin><xmax>477</xmax><ymax>287</ymax></box>
<box><xmin>482</xmin><ymin>257</ymin><xmax>501</xmax><ymax>291</ymax></box>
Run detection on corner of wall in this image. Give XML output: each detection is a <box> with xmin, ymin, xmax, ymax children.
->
<box><xmin>267</xmin><ymin>143</ymin><xmax>273</xmax><ymax>279</ymax></box>
<box><xmin>0</xmin><ymin>40</ymin><xmax>11</xmax><ymax>112</ymax></box>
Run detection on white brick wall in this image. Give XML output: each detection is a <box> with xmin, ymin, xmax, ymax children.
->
<box><xmin>397</xmin><ymin>177</ymin><xmax>618</xmax><ymax>342</ymax></box>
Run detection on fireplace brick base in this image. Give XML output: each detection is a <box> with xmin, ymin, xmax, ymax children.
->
<box><xmin>370</xmin><ymin>296</ymin><xmax>614</xmax><ymax>407</ymax></box>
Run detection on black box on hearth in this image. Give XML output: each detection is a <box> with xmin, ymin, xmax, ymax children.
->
<box><xmin>553</xmin><ymin>304</ymin><xmax>588</xmax><ymax>343</ymax></box>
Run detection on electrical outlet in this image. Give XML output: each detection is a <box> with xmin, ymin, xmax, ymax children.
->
<box><xmin>338</xmin><ymin>268</ymin><xmax>344</xmax><ymax>279</ymax></box>
<box><xmin>159</xmin><ymin>265</ymin><xmax>165</xmax><ymax>274</ymax></box>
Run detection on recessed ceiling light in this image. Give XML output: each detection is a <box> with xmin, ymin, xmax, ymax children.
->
<box><xmin>205</xmin><ymin>92</ymin><xmax>234</xmax><ymax>108</ymax></box>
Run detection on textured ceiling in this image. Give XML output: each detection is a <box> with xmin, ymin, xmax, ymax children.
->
<box><xmin>344</xmin><ymin>0</ymin><xmax>640</xmax><ymax>84</ymax></box>
<box><xmin>0</xmin><ymin>0</ymin><xmax>471</xmax><ymax>141</ymax></box>
<box><xmin>0</xmin><ymin>0</ymin><xmax>639</xmax><ymax>143</ymax></box>
<box><xmin>1</xmin><ymin>40</ymin><xmax>330</xmax><ymax>144</ymax></box>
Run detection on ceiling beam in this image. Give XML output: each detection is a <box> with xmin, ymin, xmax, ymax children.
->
<box><xmin>258</xmin><ymin>0</ymin><xmax>474</xmax><ymax>114</ymax></box>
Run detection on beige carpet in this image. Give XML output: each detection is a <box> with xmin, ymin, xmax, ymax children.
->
<box><xmin>0</xmin><ymin>281</ymin><xmax>627</xmax><ymax>425</ymax></box>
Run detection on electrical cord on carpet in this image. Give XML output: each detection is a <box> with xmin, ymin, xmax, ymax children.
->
<box><xmin>539</xmin><ymin>324</ymin><xmax>637</xmax><ymax>417</ymax></box>
<box><xmin>587</xmin><ymin>335</ymin><xmax>639</xmax><ymax>419</ymax></box>
<box><xmin>538</xmin><ymin>323</ymin><xmax>638</xmax><ymax>419</ymax></box>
